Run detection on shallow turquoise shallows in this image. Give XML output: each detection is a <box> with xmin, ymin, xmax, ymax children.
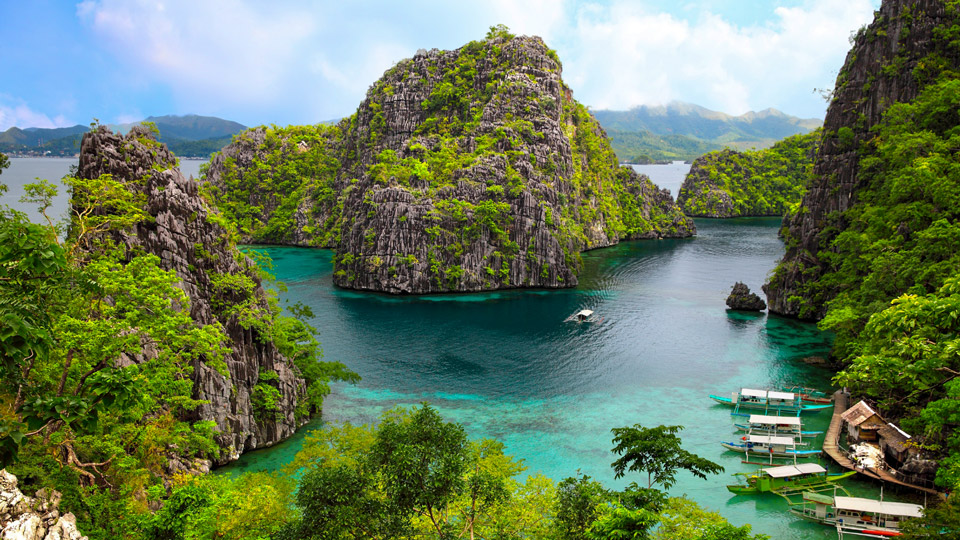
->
<box><xmin>222</xmin><ymin>213</ymin><xmax>921</xmax><ymax>540</ymax></box>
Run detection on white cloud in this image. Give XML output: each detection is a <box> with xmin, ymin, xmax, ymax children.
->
<box><xmin>77</xmin><ymin>0</ymin><xmax>315</xmax><ymax>106</ymax></box>
<box><xmin>561</xmin><ymin>0</ymin><xmax>876</xmax><ymax>115</ymax></box>
<box><xmin>0</xmin><ymin>98</ymin><xmax>74</xmax><ymax>130</ymax></box>
<box><xmin>69</xmin><ymin>0</ymin><xmax>878</xmax><ymax>123</ymax></box>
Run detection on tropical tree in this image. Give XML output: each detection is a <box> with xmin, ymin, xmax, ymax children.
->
<box><xmin>610</xmin><ymin>424</ymin><xmax>724</xmax><ymax>490</ymax></box>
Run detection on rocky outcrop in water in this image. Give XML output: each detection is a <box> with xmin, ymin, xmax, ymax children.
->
<box><xmin>0</xmin><ymin>470</ymin><xmax>86</xmax><ymax>540</ymax></box>
<box><xmin>764</xmin><ymin>0</ymin><xmax>960</xmax><ymax>318</ymax></box>
<box><xmin>77</xmin><ymin>126</ymin><xmax>306</xmax><ymax>464</ymax></box>
<box><xmin>204</xmin><ymin>32</ymin><xmax>694</xmax><ymax>294</ymax></box>
<box><xmin>725</xmin><ymin>282</ymin><xmax>766</xmax><ymax>311</ymax></box>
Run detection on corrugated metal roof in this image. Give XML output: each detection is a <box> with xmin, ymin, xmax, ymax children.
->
<box><xmin>841</xmin><ymin>400</ymin><xmax>879</xmax><ymax>427</ymax></box>
<box><xmin>764</xmin><ymin>463</ymin><xmax>826</xmax><ymax>478</ymax></box>
<box><xmin>832</xmin><ymin>496</ymin><xmax>924</xmax><ymax>518</ymax></box>
<box><xmin>749</xmin><ymin>415</ymin><xmax>801</xmax><ymax>426</ymax></box>
<box><xmin>748</xmin><ymin>434</ymin><xmax>795</xmax><ymax>446</ymax></box>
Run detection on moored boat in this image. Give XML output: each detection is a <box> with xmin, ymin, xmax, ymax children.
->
<box><xmin>721</xmin><ymin>434</ymin><xmax>822</xmax><ymax>458</ymax></box>
<box><xmin>790</xmin><ymin>493</ymin><xmax>923</xmax><ymax>537</ymax></box>
<box><xmin>709</xmin><ymin>388</ymin><xmax>833</xmax><ymax>415</ymax></box>
<box><xmin>783</xmin><ymin>385</ymin><xmax>834</xmax><ymax>405</ymax></box>
<box><xmin>726</xmin><ymin>463</ymin><xmax>855</xmax><ymax>496</ymax></box>
<box><xmin>733</xmin><ymin>414</ymin><xmax>823</xmax><ymax>438</ymax></box>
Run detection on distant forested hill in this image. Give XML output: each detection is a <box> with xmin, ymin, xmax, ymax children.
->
<box><xmin>592</xmin><ymin>101</ymin><xmax>821</xmax><ymax>163</ymax></box>
<box><xmin>0</xmin><ymin>114</ymin><xmax>246</xmax><ymax>157</ymax></box>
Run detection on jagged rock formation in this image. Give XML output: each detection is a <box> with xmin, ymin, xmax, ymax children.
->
<box><xmin>204</xmin><ymin>32</ymin><xmax>694</xmax><ymax>294</ymax></box>
<box><xmin>0</xmin><ymin>470</ymin><xmax>86</xmax><ymax>540</ymax></box>
<box><xmin>725</xmin><ymin>282</ymin><xmax>766</xmax><ymax>311</ymax></box>
<box><xmin>77</xmin><ymin>126</ymin><xmax>306</xmax><ymax>463</ymax></box>
<box><xmin>677</xmin><ymin>131</ymin><xmax>818</xmax><ymax>218</ymax></box>
<box><xmin>764</xmin><ymin>0</ymin><xmax>960</xmax><ymax>317</ymax></box>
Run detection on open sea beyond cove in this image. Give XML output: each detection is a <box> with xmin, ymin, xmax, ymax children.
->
<box><xmin>5</xmin><ymin>159</ymin><xmax>910</xmax><ymax>539</ymax></box>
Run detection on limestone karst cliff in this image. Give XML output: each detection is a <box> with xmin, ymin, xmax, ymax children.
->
<box><xmin>764</xmin><ymin>0</ymin><xmax>960</xmax><ymax>318</ymax></box>
<box><xmin>676</xmin><ymin>131</ymin><xmax>818</xmax><ymax>218</ymax></box>
<box><xmin>76</xmin><ymin>126</ymin><xmax>306</xmax><ymax>463</ymax></box>
<box><xmin>204</xmin><ymin>30</ymin><xmax>694</xmax><ymax>294</ymax></box>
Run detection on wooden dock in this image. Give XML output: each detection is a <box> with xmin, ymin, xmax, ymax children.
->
<box><xmin>823</xmin><ymin>390</ymin><xmax>942</xmax><ymax>497</ymax></box>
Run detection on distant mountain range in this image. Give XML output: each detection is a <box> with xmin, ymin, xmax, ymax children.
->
<box><xmin>1</xmin><ymin>104</ymin><xmax>821</xmax><ymax>163</ymax></box>
<box><xmin>0</xmin><ymin>115</ymin><xmax>247</xmax><ymax>158</ymax></box>
<box><xmin>591</xmin><ymin>102</ymin><xmax>822</xmax><ymax>163</ymax></box>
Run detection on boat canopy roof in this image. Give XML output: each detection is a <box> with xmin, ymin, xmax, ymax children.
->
<box><xmin>767</xmin><ymin>391</ymin><xmax>795</xmax><ymax>400</ymax></box>
<box><xmin>748</xmin><ymin>434</ymin><xmax>795</xmax><ymax>446</ymax></box>
<box><xmin>802</xmin><ymin>492</ymin><xmax>835</xmax><ymax>505</ymax></box>
<box><xmin>832</xmin><ymin>497</ymin><xmax>924</xmax><ymax>518</ymax></box>
<box><xmin>749</xmin><ymin>414</ymin><xmax>801</xmax><ymax>426</ymax></box>
<box><xmin>577</xmin><ymin>309</ymin><xmax>594</xmax><ymax>317</ymax></box>
<box><xmin>763</xmin><ymin>463</ymin><xmax>825</xmax><ymax>478</ymax></box>
<box><xmin>741</xmin><ymin>388</ymin><xmax>768</xmax><ymax>398</ymax></box>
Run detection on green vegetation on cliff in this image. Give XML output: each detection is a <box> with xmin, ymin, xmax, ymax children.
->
<box><xmin>768</xmin><ymin>49</ymin><xmax>960</xmax><ymax>493</ymax></box>
<box><xmin>0</xmin><ymin>135</ymin><xmax>356</xmax><ymax>536</ymax></box>
<box><xmin>677</xmin><ymin>130</ymin><xmax>819</xmax><ymax>217</ymax></box>
<box><xmin>775</xmin><ymin>79</ymin><xmax>960</xmax><ymax>489</ymax></box>
<box><xmin>204</xmin><ymin>26</ymin><xmax>693</xmax><ymax>294</ymax></box>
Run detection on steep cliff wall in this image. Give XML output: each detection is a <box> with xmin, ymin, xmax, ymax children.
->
<box><xmin>764</xmin><ymin>0</ymin><xmax>960</xmax><ymax>318</ymax></box>
<box><xmin>676</xmin><ymin>131</ymin><xmax>818</xmax><ymax>218</ymax></box>
<box><xmin>204</xmin><ymin>31</ymin><xmax>693</xmax><ymax>294</ymax></box>
<box><xmin>77</xmin><ymin>126</ymin><xmax>306</xmax><ymax>463</ymax></box>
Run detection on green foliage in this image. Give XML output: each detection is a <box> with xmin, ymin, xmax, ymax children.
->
<box><xmin>610</xmin><ymin>424</ymin><xmax>724</xmax><ymax>490</ymax></box>
<box><xmin>555</xmin><ymin>474</ymin><xmax>611</xmax><ymax>539</ymax></box>
<box><xmin>678</xmin><ymin>130</ymin><xmax>819</xmax><ymax>217</ymax></box>
<box><xmin>203</xmin><ymin>124</ymin><xmax>342</xmax><ymax>245</ymax></box>
<box><xmin>653</xmin><ymin>497</ymin><xmax>769</xmax><ymax>540</ymax></box>
<box><xmin>141</xmin><ymin>472</ymin><xmax>295</xmax><ymax>540</ymax></box>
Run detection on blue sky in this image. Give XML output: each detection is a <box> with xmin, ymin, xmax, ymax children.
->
<box><xmin>0</xmin><ymin>0</ymin><xmax>880</xmax><ymax>130</ymax></box>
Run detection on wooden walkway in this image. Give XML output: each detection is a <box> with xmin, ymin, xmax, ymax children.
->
<box><xmin>823</xmin><ymin>390</ymin><xmax>942</xmax><ymax>497</ymax></box>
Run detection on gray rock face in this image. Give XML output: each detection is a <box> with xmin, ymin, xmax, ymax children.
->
<box><xmin>77</xmin><ymin>126</ymin><xmax>306</xmax><ymax>464</ymax></box>
<box><xmin>204</xmin><ymin>34</ymin><xmax>694</xmax><ymax>294</ymax></box>
<box><xmin>726</xmin><ymin>282</ymin><xmax>766</xmax><ymax>311</ymax></box>
<box><xmin>0</xmin><ymin>469</ymin><xmax>86</xmax><ymax>540</ymax></box>
<box><xmin>764</xmin><ymin>0</ymin><xmax>960</xmax><ymax>318</ymax></box>
<box><xmin>677</xmin><ymin>150</ymin><xmax>739</xmax><ymax>218</ymax></box>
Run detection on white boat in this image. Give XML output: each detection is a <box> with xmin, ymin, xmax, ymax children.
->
<box><xmin>721</xmin><ymin>434</ymin><xmax>822</xmax><ymax>459</ymax></box>
<box><xmin>709</xmin><ymin>388</ymin><xmax>833</xmax><ymax>415</ymax></box>
<box><xmin>734</xmin><ymin>414</ymin><xmax>823</xmax><ymax>439</ymax></box>
<box><xmin>791</xmin><ymin>492</ymin><xmax>923</xmax><ymax>537</ymax></box>
<box><xmin>565</xmin><ymin>309</ymin><xmax>600</xmax><ymax>323</ymax></box>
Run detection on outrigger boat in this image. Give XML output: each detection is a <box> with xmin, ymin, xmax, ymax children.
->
<box><xmin>565</xmin><ymin>309</ymin><xmax>601</xmax><ymax>323</ymax></box>
<box><xmin>734</xmin><ymin>414</ymin><xmax>823</xmax><ymax>439</ymax></box>
<box><xmin>790</xmin><ymin>493</ymin><xmax>923</xmax><ymax>538</ymax></box>
<box><xmin>721</xmin><ymin>434</ymin><xmax>822</xmax><ymax>459</ymax></box>
<box><xmin>726</xmin><ymin>463</ymin><xmax>855</xmax><ymax>497</ymax></box>
<box><xmin>783</xmin><ymin>385</ymin><xmax>834</xmax><ymax>405</ymax></box>
<box><xmin>709</xmin><ymin>388</ymin><xmax>833</xmax><ymax>415</ymax></box>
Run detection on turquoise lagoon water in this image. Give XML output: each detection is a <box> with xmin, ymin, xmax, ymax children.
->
<box><xmin>223</xmin><ymin>216</ymin><xmax>918</xmax><ymax>539</ymax></box>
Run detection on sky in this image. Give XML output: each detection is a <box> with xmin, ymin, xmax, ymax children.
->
<box><xmin>0</xmin><ymin>0</ymin><xmax>881</xmax><ymax>131</ymax></box>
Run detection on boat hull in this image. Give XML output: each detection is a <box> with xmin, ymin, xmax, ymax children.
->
<box><xmin>721</xmin><ymin>441</ymin><xmax>822</xmax><ymax>458</ymax></box>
